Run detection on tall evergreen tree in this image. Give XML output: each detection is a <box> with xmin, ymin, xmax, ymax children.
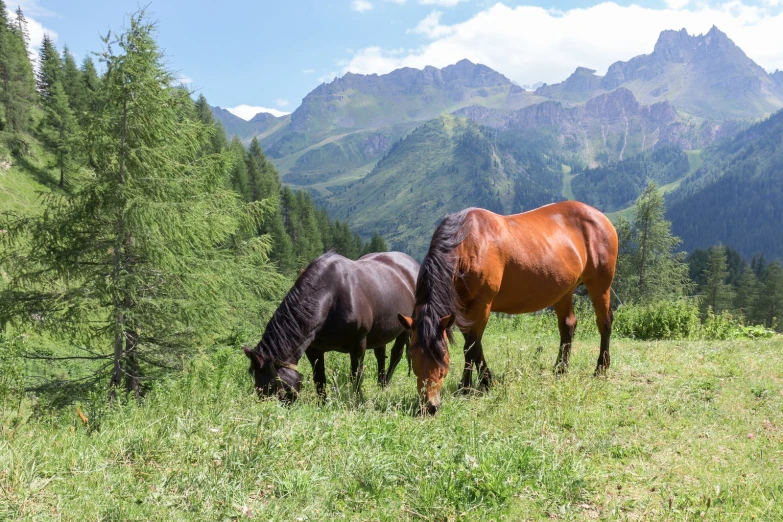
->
<box><xmin>0</xmin><ymin>3</ymin><xmax>36</xmax><ymax>133</ymax></box>
<box><xmin>60</xmin><ymin>46</ymin><xmax>87</xmax><ymax>116</ymax></box>
<box><xmin>757</xmin><ymin>262</ymin><xmax>783</xmax><ymax>330</ymax></box>
<box><xmin>364</xmin><ymin>231</ymin><xmax>388</xmax><ymax>255</ymax></box>
<box><xmin>0</xmin><ymin>11</ymin><xmax>284</xmax><ymax>398</ymax></box>
<box><xmin>38</xmin><ymin>35</ymin><xmax>81</xmax><ymax>188</ymax></box>
<box><xmin>699</xmin><ymin>243</ymin><xmax>735</xmax><ymax>316</ymax></box>
<box><xmin>228</xmin><ymin>136</ymin><xmax>251</xmax><ymax>200</ymax></box>
<box><xmin>614</xmin><ymin>182</ymin><xmax>692</xmax><ymax>304</ymax></box>
<box><xmin>193</xmin><ymin>94</ymin><xmax>227</xmax><ymax>153</ymax></box>
<box><xmin>734</xmin><ymin>266</ymin><xmax>759</xmax><ymax>321</ymax></box>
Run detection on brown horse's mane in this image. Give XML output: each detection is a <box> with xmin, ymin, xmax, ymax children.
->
<box><xmin>415</xmin><ymin>208</ymin><xmax>473</xmax><ymax>366</ymax></box>
<box><xmin>254</xmin><ymin>251</ymin><xmax>338</xmax><ymax>362</ymax></box>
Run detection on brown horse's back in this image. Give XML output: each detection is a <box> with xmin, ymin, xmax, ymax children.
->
<box><xmin>455</xmin><ymin>201</ymin><xmax>618</xmax><ymax>316</ymax></box>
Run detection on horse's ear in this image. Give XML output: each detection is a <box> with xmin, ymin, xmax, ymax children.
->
<box><xmin>243</xmin><ymin>346</ymin><xmax>264</xmax><ymax>368</ymax></box>
<box><xmin>397</xmin><ymin>313</ymin><xmax>413</xmax><ymax>330</ymax></box>
<box><xmin>439</xmin><ymin>313</ymin><xmax>456</xmax><ymax>330</ymax></box>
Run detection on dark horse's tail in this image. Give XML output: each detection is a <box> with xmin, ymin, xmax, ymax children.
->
<box><xmin>414</xmin><ymin>208</ymin><xmax>474</xmax><ymax>366</ymax></box>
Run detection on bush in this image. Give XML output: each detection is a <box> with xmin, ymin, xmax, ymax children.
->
<box><xmin>613</xmin><ymin>300</ymin><xmax>700</xmax><ymax>340</ymax></box>
<box><xmin>698</xmin><ymin>309</ymin><xmax>776</xmax><ymax>341</ymax></box>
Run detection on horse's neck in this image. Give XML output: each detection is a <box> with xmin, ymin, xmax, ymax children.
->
<box><xmin>262</xmin><ymin>292</ymin><xmax>329</xmax><ymax>363</ymax></box>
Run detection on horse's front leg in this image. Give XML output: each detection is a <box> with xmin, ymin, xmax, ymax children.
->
<box><xmin>373</xmin><ymin>346</ymin><xmax>386</xmax><ymax>387</ymax></box>
<box><xmin>305</xmin><ymin>347</ymin><xmax>327</xmax><ymax>403</ymax></box>
<box><xmin>460</xmin><ymin>332</ymin><xmax>479</xmax><ymax>392</ymax></box>
<box><xmin>384</xmin><ymin>332</ymin><xmax>407</xmax><ymax>386</ymax></box>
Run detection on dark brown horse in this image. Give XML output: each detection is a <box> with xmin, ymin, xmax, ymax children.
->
<box><xmin>397</xmin><ymin>201</ymin><xmax>618</xmax><ymax>414</ymax></box>
<box><xmin>245</xmin><ymin>251</ymin><xmax>419</xmax><ymax>403</ymax></box>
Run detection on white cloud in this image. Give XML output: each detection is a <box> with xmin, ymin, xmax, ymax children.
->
<box><xmin>351</xmin><ymin>0</ymin><xmax>373</xmax><ymax>12</ymax></box>
<box><xmin>318</xmin><ymin>71</ymin><xmax>338</xmax><ymax>84</ymax></box>
<box><xmin>177</xmin><ymin>75</ymin><xmax>193</xmax><ymax>85</ymax></box>
<box><xmin>410</xmin><ymin>11</ymin><xmax>453</xmax><ymax>38</ymax></box>
<box><xmin>419</xmin><ymin>0</ymin><xmax>466</xmax><ymax>6</ymax></box>
<box><xmin>664</xmin><ymin>0</ymin><xmax>691</xmax><ymax>9</ymax></box>
<box><xmin>275</xmin><ymin>98</ymin><xmax>290</xmax><ymax>107</ymax></box>
<box><xmin>302</xmin><ymin>68</ymin><xmax>316</xmax><ymax>74</ymax></box>
<box><xmin>226</xmin><ymin>105</ymin><xmax>291</xmax><ymax>120</ymax></box>
<box><xmin>341</xmin><ymin>2</ymin><xmax>783</xmax><ymax>87</ymax></box>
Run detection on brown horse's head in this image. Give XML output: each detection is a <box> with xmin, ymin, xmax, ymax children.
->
<box><xmin>243</xmin><ymin>346</ymin><xmax>302</xmax><ymax>404</ymax></box>
<box><xmin>397</xmin><ymin>312</ymin><xmax>454</xmax><ymax>415</ymax></box>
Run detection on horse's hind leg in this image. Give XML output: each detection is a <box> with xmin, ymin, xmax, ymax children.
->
<box><xmin>553</xmin><ymin>292</ymin><xmax>577</xmax><ymax>374</ymax></box>
<box><xmin>384</xmin><ymin>333</ymin><xmax>407</xmax><ymax>386</ymax></box>
<box><xmin>586</xmin><ymin>286</ymin><xmax>613</xmax><ymax>376</ymax></box>
<box><xmin>350</xmin><ymin>338</ymin><xmax>367</xmax><ymax>394</ymax></box>
<box><xmin>373</xmin><ymin>346</ymin><xmax>386</xmax><ymax>387</ymax></box>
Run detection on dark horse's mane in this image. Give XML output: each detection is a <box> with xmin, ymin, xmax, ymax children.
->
<box><xmin>415</xmin><ymin>208</ymin><xmax>473</xmax><ymax>366</ymax></box>
<box><xmin>254</xmin><ymin>251</ymin><xmax>338</xmax><ymax>362</ymax></box>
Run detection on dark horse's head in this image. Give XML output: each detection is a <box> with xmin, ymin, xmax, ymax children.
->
<box><xmin>243</xmin><ymin>346</ymin><xmax>302</xmax><ymax>404</ymax></box>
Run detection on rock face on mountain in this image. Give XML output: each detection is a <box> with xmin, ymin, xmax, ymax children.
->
<box><xmin>458</xmin><ymin>88</ymin><xmax>701</xmax><ymax>165</ymax></box>
<box><xmin>253</xmin><ymin>60</ymin><xmax>545</xmax><ymax>191</ymax></box>
<box><xmin>535</xmin><ymin>67</ymin><xmax>605</xmax><ymax>103</ymax></box>
<box><xmin>539</xmin><ymin>27</ymin><xmax>783</xmax><ymax>119</ymax></box>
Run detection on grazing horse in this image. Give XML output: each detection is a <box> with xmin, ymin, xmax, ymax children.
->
<box><xmin>244</xmin><ymin>251</ymin><xmax>419</xmax><ymax>403</ymax></box>
<box><xmin>397</xmin><ymin>201</ymin><xmax>618</xmax><ymax>414</ymax></box>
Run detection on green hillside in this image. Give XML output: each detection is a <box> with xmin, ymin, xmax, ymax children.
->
<box><xmin>325</xmin><ymin>114</ymin><xmax>566</xmax><ymax>256</ymax></box>
<box><xmin>667</xmin><ymin>108</ymin><xmax>783</xmax><ymax>259</ymax></box>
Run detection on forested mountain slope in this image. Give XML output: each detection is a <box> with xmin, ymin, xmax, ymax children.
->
<box><xmin>667</xmin><ymin>109</ymin><xmax>783</xmax><ymax>259</ymax></box>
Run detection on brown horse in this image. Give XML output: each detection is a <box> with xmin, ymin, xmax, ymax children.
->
<box><xmin>397</xmin><ymin>201</ymin><xmax>618</xmax><ymax>414</ymax></box>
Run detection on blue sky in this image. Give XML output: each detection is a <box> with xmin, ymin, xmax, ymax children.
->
<box><xmin>12</xmin><ymin>0</ymin><xmax>783</xmax><ymax>120</ymax></box>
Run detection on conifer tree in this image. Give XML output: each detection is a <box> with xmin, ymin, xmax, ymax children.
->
<box><xmin>614</xmin><ymin>182</ymin><xmax>692</xmax><ymax>304</ymax></box>
<box><xmin>61</xmin><ymin>46</ymin><xmax>86</xmax><ymax>116</ymax></box>
<box><xmin>0</xmin><ymin>10</ymin><xmax>284</xmax><ymax>398</ymax></box>
<box><xmin>757</xmin><ymin>262</ymin><xmax>783</xmax><ymax>330</ymax></box>
<box><xmin>228</xmin><ymin>137</ymin><xmax>251</xmax><ymax>200</ymax></box>
<box><xmin>0</xmin><ymin>3</ymin><xmax>36</xmax><ymax>133</ymax></box>
<box><xmin>699</xmin><ymin>243</ymin><xmax>735</xmax><ymax>316</ymax></box>
<box><xmin>193</xmin><ymin>94</ymin><xmax>227</xmax><ymax>153</ymax></box>
<box><xmin>364</xmin><ymin>231</ymin><xmax>388</xmax><ymax>255</ymax></box>
<box><xmin>734</xmin><ymin>266</ymin><xmax>759</xmax><ymax>321</ymax></box>
<box><xmin>38</xmin><ymin>35</ymin><xmax>80</xmax><ymax>188</ymax></box>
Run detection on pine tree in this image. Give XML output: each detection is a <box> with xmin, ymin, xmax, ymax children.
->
<box><xmin>614</xmin><ymin>182</ymin><xmax>693</xmax><ymax>304</ymax></box>
<box><xmin>364</xmin><ymin>231</ymin><xmax>388</xmax><ymax>255</ymax></box>
<box><xmin>61</xmin><ymin>46</ymin><xmax>87</xmax><ymax>117</ymax></box>
<box><xmin>734</xmin><ymin>266</ymin><xmax>759</xmax><ymax>322</ymax></box>
<box><xmin>193</xmin><ymin>94</ymin><xmax>227</xmax><ymax>154</ymax></box>
<box><xmin>699</xmin><ymin>243</ymin><xmax>735</xmax><ymax>316</ymax></box>
<box><xmin>0</xmin><ymin>3</ymin><xmax>36</xmax><ymax>133</ymax></box>
<box><xmin>37</xmin><ymin>35</ymin><xmax>81</xmax><ymax>188</ymax></box>
<box><xmin>248</xmin><ymin>137</ymin><xmax>280</xmax><ymax>200</ymax></box>
<box><xmin>757</xmin><ymin>262</ymin><xmax>783</xmax><ymax>330</ymax></box>
<box><xmin>0</xmin><ymin>10</ymin><xmax>285</xmax><ymax>398</ymax></box>
<box><xmin>228</xmin><ymin>137</ymin><xmax>251</xmax><ymax>200</ymax></box>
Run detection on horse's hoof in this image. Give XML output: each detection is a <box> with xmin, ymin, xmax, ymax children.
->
<box><xmin>554</xmin><ymin>364</ymin><xmax>568</xmax><ymax>375</ymax></box>
<box><xmin>459</xmin><ymin>385</ymin><xmax>472</xmax><ymax>395</ymax></box>
<box><xmin>593</xmin><ymin>366</ymin><xmax>607</xmax><ymax>377</ymax></box>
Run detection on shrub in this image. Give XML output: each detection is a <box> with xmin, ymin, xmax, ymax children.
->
<box><xmin>698</xmin><ymin>308</ymin><xmax>775</xmax><ymax>341</ymax></box>
<box><xmin>613</xmin><ymin>300</ymin><xmax>700</xmax><ymax>340</ymax></box>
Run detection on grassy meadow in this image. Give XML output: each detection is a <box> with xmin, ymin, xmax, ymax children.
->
<box><xmin>1</xmin><ymin>313</ymin><xmax>782</xmax><ymax>521</ymax></box>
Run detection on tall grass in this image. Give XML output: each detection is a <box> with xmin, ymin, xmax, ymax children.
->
<box><xmin>1</xmin><ymin>319</ymin><xmax>782</xmax><ymax>520</ymax></box>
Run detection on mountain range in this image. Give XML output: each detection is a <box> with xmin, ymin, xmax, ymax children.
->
<box><xmin>212</xmin><ymin>26</ymin><xmax>783</xmax><ymax>259</ymax></box>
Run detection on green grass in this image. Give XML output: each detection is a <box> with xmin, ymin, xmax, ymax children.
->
<box><xmin>2</xmin><ymin>314</ymin><xmax>782</xmax><ymax>520</ymax></box>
